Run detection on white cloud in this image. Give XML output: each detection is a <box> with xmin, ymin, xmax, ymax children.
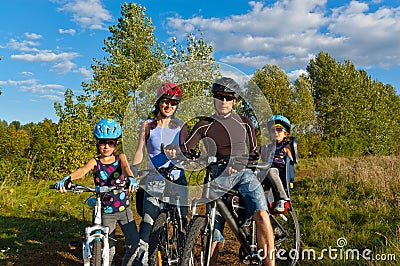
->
<box><xmin>75</xmin><ymin>66</ymin><xmax>92</xmax><ymax>79</ymax></box>
<box><xmin>7</xmin><ymin>36</ymin><xmax>81</xmax><ymax>75</ymax></box>
<box><xmin>21</xmin><ymin>71</ymin><xmax>34</xmax><ymax>76</ymax></box>
<box><xmin>51</xmin><ymin>60</ymin><xmax>77</xmax><ymax>74</ymax></box>
<box><xmin>24</xmin><ymin>32</ymin><xmax>43</xmax><ymax>39</ymax></box>
<box><xmin>57</xmin><ymin>0</ymin><xmax>112</xmax><ymax>30</ymax></box>
<box><xmin>3</xmin><ymin>79</ymin><xmax>64</xmax><ymax>94</ymax></box>
<box><xmin>165</xmin><ymin>0</ymin><xmax>400</xmax><ymax>74</ymax></box>
<box><xmin>59</xmin><ymin>28</ymin><xmax>76</xmax><ymax>35</ymax></box>
<box><xmin>287</xmin><ymin>69</ymin><xmax>307</xmax><ymax>81</ymax></box>
<box><xmin>40</xmin><ymin>93</ymin><xmax>64</xmax><ymax>101</ymax></box>
<box><xmin>7</xmin><ymin>38</ymin><xmax>44</xmax><ymax>53</ymax></box>
<box><xmin>11</xmin><ymin>52</ymin><xmax>79</xmax><ymax>62</ymax></box>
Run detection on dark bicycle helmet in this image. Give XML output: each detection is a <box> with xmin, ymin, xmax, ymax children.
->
<box><xmin>156</xmin><ymin>82</ymin><xmax>182</xmax><ymax>101</ymax></box>
<box><xmin>93</xmin><ymin>118</ymin><xmax>122</xmax><ymax>139</ymax></box>
<box><xmin>268</xmin><ymin>115</ymin><xmax>291</xmax><ymax>133</ymax></box>
<box><xmin>211</xmin><ymin>77</ymin><xmax>239</xmax><ymax>96</ymax></box>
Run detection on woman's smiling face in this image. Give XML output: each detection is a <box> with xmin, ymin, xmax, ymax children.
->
<box><xmin>159</xmin><ymin>98</ymin><xmax>179</xmax><ymax>117</ymax></box>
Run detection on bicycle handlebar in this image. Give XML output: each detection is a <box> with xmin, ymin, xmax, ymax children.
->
<box><xmin>183</xmin><ymin>154</ymin><xmax>271</xmax><ymax>171</ymax></box>
<box><xmin>49</xmin><ymin>182</ymin><xmax>128</xmax><ymax>193</ymax></box>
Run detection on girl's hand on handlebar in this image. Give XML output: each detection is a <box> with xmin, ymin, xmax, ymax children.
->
<box><xmin>55</xmin><ymin>176</ymin><xmax>71</xmax><ymax>193</ymax></box>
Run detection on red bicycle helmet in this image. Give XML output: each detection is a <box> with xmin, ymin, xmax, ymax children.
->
<box><xmin>156</xmin><ymin>82</ymin><xmax>182</xmax><ymax>101</ymax></box>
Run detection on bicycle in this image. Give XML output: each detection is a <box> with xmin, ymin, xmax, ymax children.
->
<box><xmin>50</xmin><ymin>180</ymin><xmax>128</xmax><ymax>266</ymax></box>
<box><xmin>180</xmin><ymin>155</ymin><xmax>300</xmax><ymax>266</ymax></box>
<box><xmin>145</xmin><ymin>154</ymin><xmax>200</xmax><ymax>265</ymax></box>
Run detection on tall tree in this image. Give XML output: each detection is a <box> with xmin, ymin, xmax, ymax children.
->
<box><xmin>54</xmin><ymin>89</ymin><xmax>95</xmax><ymax>173</ymax></box>
<box><xmin>252</xmin><ymin>65</ymin><xmax>317</xmax><ymax>157</ymax></box>
<box><xmin>82</xmin><ymin>2</ymin><xmax>166</xmax><ymax>122</ymax></box>
<box><xmin>253</xmin><ymin>64</ymin><xmax>294</xmax><ymax>116</ymax></box>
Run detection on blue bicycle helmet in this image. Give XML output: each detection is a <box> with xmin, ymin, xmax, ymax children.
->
<box><xmin>268</xmin><ymin>115</ymin><xmax>291</xmax><ymax>133</ymax></box>
<box><xmin>93</xmin><ymin>118</ymin><xmax>122</xmax><ymax>139</ymax></box>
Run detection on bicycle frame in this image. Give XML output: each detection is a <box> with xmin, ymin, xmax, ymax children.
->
<box><xmin>189</xmin><ymin>179</ymin><xmax>263</xmax><ymax>265</ymax></box>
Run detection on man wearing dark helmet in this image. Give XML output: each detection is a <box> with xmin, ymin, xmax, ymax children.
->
<box><xmin>179</xmin><ymin>77</ymin><xmax>275</xmax><ymax>265</ymax></box>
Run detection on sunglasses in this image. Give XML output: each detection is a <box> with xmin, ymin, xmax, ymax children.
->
<box><xmin>160</xmin><ymin>98</ymin><xmax>179</xmax><ymax>106</ymax></box>
<box><xmin>213</xmin><ymin>94</ymin><xmax>236</xmax><ymax>101</ymax></box>
<box><xmin>98</xmin><ymin>139</ymin><xmax>117</xmax><ymax>147</ymax></box>
<box><xmin>275</xmin><ymin>127</ymin><xmax>285</xmax><ymax>133</ymax></box>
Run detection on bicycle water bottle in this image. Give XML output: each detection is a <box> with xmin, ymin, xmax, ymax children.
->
<box><xmin>87</xmin><ymin>197</ymin><xmax>96</xmax><ymax>207</ymax></box>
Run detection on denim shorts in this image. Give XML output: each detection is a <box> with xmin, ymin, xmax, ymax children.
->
<box><xmin>211</xmin><ymin>169</ymin><xmax>269</xmax><ymax>242</ymax></box>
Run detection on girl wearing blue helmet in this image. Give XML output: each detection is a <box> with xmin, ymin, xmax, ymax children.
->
<box><xmin>261</xmin><ymin>115</ymin><xmax>294</xmax><ymax>213</ymax></box>
<box><xmin>55</xmin><ymin>118</ymin><xmax>140</xmax><ymax>265</ymax></box>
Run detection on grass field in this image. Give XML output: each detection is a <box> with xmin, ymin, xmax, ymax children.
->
<box><xmin>1</xmin><ymin>155</ymin><xmax>399</xmax><ymax>265</ymax></box>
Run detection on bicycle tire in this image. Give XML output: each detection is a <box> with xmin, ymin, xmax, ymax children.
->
<box><xmin>91</xmin><ymin>240</ymin><xmax>102</xmax><ymax>266</ymax></box>
<box><xmin>179</xmin><ymin>216</ymin><xmax>209</xmax><ymax>266</ymax></box>
<box><xmin>271</xmin><ymin>208</ymin><xmax>300</xmax><ymax>266</ymax></box>
<box><xmin>149</xmin><ymin>212</ymin><xmax>182</xmax><ymax>265</ymax></box>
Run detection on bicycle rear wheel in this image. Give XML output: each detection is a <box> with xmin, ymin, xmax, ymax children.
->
<box><xmin>149</xmin><ymin>212</ymin><xmax>182</xmax><ymax>265</ymax></box>
<box><xmin>271</xmin><ymin>208</ymin><xmax>300</xmax><ymax>266</ymax></box>
<box><xmin>179</xmin><ymin>216</ymin><xmax>210</xmax><ymax>266</ymax></box>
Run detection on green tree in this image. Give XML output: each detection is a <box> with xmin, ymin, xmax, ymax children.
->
<box><xmin>54</xmin><ymin>89</ymin><xmax>95</xmax><ymax>174</ymax></box>
<box><xmin>23</xmin><ymin>119</ymin><xmax>60</xmax><ymax>180</ymax></box>
<box><xmin>0</xmin><ymin>123</ymin><xmax>31</xmax><ymax>183</ymax></box>
<box><xmin>252</xmin><ymin>64</ymin><xmax>294</xmax><ymax>116</ymax></box>
<box><xmin>306</xmin><ymin>51</ymin><xmax>400</xmax><ymax>155</ymax></box>
<box><xmin>82</xmin><ymin>2</ymin><xmax>166</xmax><ymax>122</ymax></box>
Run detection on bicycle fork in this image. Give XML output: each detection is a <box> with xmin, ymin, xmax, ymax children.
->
<box><xmin>82</xmin><ymin>225</ymin><xmax>110</xmax><ymax>265</ymax></box>
<box><xmin>83</xmin><ymin>197</ymin><xmax>110</xmax><ymax>266</ymax></box>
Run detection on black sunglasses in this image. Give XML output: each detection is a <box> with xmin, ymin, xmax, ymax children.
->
<box><xmin>213</xmin><ymin>94</ymin><xmax>236</xmax><ymax>101</ymax></box>
<box><xmin>160</xmin><ymin>98</ymin><xmax>179</xmax><ymax>106</ymax></box>
<box><xmin>98</xmin><ymin>139</ymin><xmax>117</xmax><ymax>147</ymax></box>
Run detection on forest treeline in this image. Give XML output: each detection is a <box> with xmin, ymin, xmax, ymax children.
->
<box><xmin>1</xmin><ymin>3</ymin><xmax>400</xmax><ymax>183</ymax></box>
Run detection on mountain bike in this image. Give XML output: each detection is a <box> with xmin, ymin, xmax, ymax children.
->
<box><xmin>50</xmin><ymin>180</ymin><xmax>128</xmax><ymax>266</ymax></box>
<box><xmin>145</xmin><ymin>149</ymin><xmax>202</xmax><ymax>265</ymax></box>
<box><xmin>180</xmin><ymin>155</ymin><xmax>300</xmax><ymax>266</ymax></box>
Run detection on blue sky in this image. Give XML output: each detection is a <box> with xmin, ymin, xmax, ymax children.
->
<box><xmin>1</xmin><ymin>0</ymin><xmax>400</xmax><ymax>125</ymax></box>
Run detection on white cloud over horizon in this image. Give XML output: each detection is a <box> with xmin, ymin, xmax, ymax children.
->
<box><xmin>166</xmin><ymin>0</ymin><xmax>400</xmax><ymax>76</ymax></box>
<box><xmin>56</xmin><ymin>0</ymin><xmax>112</xmax><ymax>30</ymax></box>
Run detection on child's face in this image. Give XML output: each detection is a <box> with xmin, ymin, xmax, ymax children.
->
<box><xmin>98</xmin><ymin>139</ymin><xmax>117</xmax><ymax>156</ymax></box>
<box><xmin>275</xmin><ymin>127</ymin><xmax>288</xmax><ymax>142</ymax></box>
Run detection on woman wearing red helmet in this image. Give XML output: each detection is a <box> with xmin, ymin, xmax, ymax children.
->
<box><xmin>130</xmin><ymin>82</ymin><xmax>188</xmax><ymax>264</ymax></box>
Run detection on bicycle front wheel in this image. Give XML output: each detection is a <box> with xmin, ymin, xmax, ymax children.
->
<box><xmin>180</xmin><ymin>216</ymin><xmax>210</xmax><ymax>266</ymax></box>
<box><xmin>90</xmin><ymin>240</ymin><xmax>102</xmax><ymax>266</ymax></box>
<box><xmin>271</xmin><ymin>208</ymin><xmax>300</xmax><ymax>266</ymax></box>
<box><xmin>148</xmin><ymin>212</ymin><xmax>182</xmax><ymax>265</ymax></box>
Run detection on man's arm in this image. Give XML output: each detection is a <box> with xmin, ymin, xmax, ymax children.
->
<box><xmin>180</xmin><ymin>120</ymin><xmax>206</xmax><ymax>153</ymax></box>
